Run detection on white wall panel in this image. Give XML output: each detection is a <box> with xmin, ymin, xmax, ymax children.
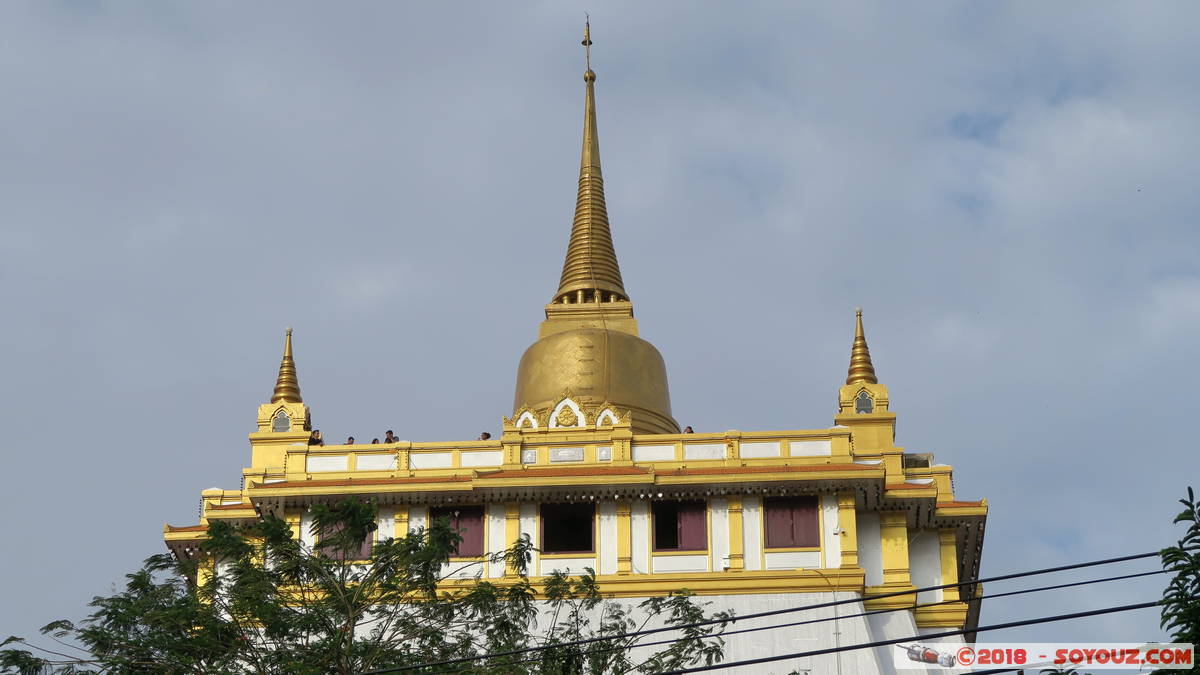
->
<box><xmin>858</xmin><ymin>513</ymin><xmax>883</xmax><ymax>586</ymax></box>
<box><xmin>632</xmin><ymin>445</ymin><xmax>675</xmax><ymax>461</ymax></box>
<box><xmin>630</xmin><ymin>500</ymin><xmax>650</xmax><ymax>574</ymax></box>
<box><xmin>651</xmin><ymin>554</ymin><xmax>709</xmax><ymax>573</ymax></box>
<box><xmin>764</xmin><ymin>550</ymin><xmax>821</xmax><ymax>570</ymax></box>
<box><xmin>460</xmin><ymin>450</ymin><xmax>502</xmax><ymax>467</ymax></box>
<box><xmin>408</xmin><ymin>505</ymin><xmax>428</xmax><ymax>532</ymax></box>
<box><xmin>909</xmin><ymin>529</ymin><xmax>942</xmax><ymax>603</ymax></box>
<box><xmin>709</xmin><ymin>498</ymin><xmax>729</xmax><ymax>571</ymax></box>
<box><xmin>376</xmin><ymin>507</ymin><xmax>394</xmax><ymax>541</ymax></box>
<box><xmin>307</xmin><ymin>455</ymin><xmax>348</xmax><ymax>472</ymax></box>
<box><xmin>599</xmin><ymin>501</ymin><xmax>618</xmax><ymax>575</ymax></box>
<box><xmin>821</xmin><ymin>494</ymin><xmax>841</xmax><ymax>568</ymax></box>
<box><xmin>788</xmin><ymin>439</ymin><xmax>832</xmax><ymax>456</ymax></box>
<box><xmin>739</xmin><ymin>442</ymin><xmax>780</xmax><ymax>458</ymax></box>
<box><xmin>409</xmin><ymin>452</ymin><xmax>453</xmax><ymax>469</ymax></box>
<box><xmin>356</xmin><ymin>454</ymin><xmax>396</xmax><ymax>471</ymax></box>
<box><xmin>487</xmin><ymin>503</ymin><xmax>507</xmax><ymax>578</ymax></box>
<box><xmin>743</xmin><ymin>496</ymin><xmax>763</xmax><ymax>571</ymax></box>
<box><xmin>520</xmin><ymin>503</ymin><xmax>539</xmax><ymax>573</ymax></box>
<box><xmin>683</xmin><ymin>443</ymin><xmax>725</xmax><ymax>460</ymax></box>
<box><xmin>540</xmin><ymin>556</ymin><xmax>597</xmax><ymax>577</ymax></box>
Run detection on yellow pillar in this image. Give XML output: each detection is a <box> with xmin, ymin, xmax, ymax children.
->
<box><xmin>394</xmin><ymin>506</ymin><xmax>409</xmax><ymax>538</ymax></box>
<box><xmin>880</xmin><ymin>511</ymin><xmax>911</xmax><ymax>586</ymax></box>
<box><xmin>938</xmin><ymin>528</ymin><xmax>960</xmax><ymax>602</ymax></box>
<box><xmin>727</xmin><ymin>497</ymin><xmax>745</xmax><ymax>571</ymax></box>
<box><xmin>504</xmin><ymin>502</ymin><xmax>521</xmax><ymax>577</ymax></box>
<box><xmin>616</xmin><ymin>500</ymin><xmax>632</xmax><ymax>575</ymax></box>
<box><xmin>837</xmin><ymin>492</ymin><xmax>858</xmax><ymax>569</ymax></box>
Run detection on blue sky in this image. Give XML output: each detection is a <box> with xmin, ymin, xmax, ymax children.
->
<box><xmin>1</xmin><ymin>2</ymin><xmax>1197</xmax><ymax>667</ymax></box>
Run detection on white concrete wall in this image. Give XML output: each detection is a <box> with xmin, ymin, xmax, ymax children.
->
<box><xmin>651</xmin><ymin>554</ymin><xmax>708</xmax><ymax>573</ymax></box>
<box><xmin>743</xmin><ymin>496</ymin><xmax>763</xmax><ymax>570</ymax></box>
<box><xmin>408</xmin><ymin>505</ymin><xmax>427</xmax><ymax>531</ymax></box>
<box><xmin>822</xmin><ymin>493</ymin><xmax>841</xmax><ymax>568</ymax></box>
<box><xmin>908</xmin><ymin>529</ymin><xmax>943</xmax><ymax>603</ymax></box>
<box><xmin>709</xmin><ymin>497</ymin><xmax>730</xmax><ymax>570</ymax></box>
<box><xmin>519</xmin><ymin>503</ymin><xmax>539</xmax><ymax>574</ymax></box>
<box><xmin>549</xmin><ymin>591</ymin><xmax>884</xmax><ymax>675</ymax></box>
<box><xmin>487</xmin><ymin>503</ymin><xmax>506</xmax><ymax>578</ymax></box>
<box><xmin>598</xmin><ymin>501</ymin><xmax>617</xmax><ymax>575</ymax></box>
<box><xmin>764</xmin><ymin>550</ymin><xmax>821</xmax><ymax>570</ymax></box>
<box><xmin>630</xmin><ymin>500</ymin><xmax>650</xmax><ymax>574</ymax></box>
<box><xmin>299</xmin><ymin>509</ymin><xmax>315</xmax><ymax>550</ymax></box>
<box><xmin>539</xmin><ymin>556</ymin><xmax>596</xmax><ymax>576</ymax></box>
<box><xmin>859</xmin><ymin>512</ymin><xmax>883</xmax><ymax>586</ymax></box>
<box><xmin>376</xmin><ymin>507</ymin><xmax>394</xmax><ymax>541</ymax></box>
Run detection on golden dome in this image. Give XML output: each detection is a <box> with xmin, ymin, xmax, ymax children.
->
<box><xmin>513</xmin><ymin>327</ymin><xmax>678</xmax><ymax>435</ymax></box>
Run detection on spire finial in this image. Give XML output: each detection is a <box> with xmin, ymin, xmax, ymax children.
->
<box><xmin>846</xmin><ymin>309</ymin><xmax>878</xmax><ymax>385</ymax></box>
<box><xmin>552</xmin><ymin>19</ymin><xmax>627</xmax><ymax>305</ymax></box>
<box><xmin>582</xmin><ymin>15</ymin><xmax>592</xmax><ymax>73</ymax></box>
<box><xmin>272</xmin><ymin>328</ymin><xmax>303</xmax><ymax>403</ymax></box>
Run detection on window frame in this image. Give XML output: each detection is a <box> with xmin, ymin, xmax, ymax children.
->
<box><xmin>539</xmin><ymin>502</ymin><xmax>597</xmax><ymax>556</ymax></box>
<box><xmin>650</xmin><ymin>499</ymin><xmax>709</xmax><ymax>553</ymax></box>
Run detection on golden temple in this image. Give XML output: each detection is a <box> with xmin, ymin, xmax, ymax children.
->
<box><xmin>165</xmin><ymin>22</ymin><xmax>987</xmax><ymax>671</ymax></box>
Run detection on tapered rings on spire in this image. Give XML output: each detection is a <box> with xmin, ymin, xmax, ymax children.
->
<box><xmin>552</xmin><ymin>22</ymin><xmax>629</xmax><ymax>305</ymax></box>
<box><xmin>846</xmin><ymin>309</ymin><xmax>879</xmax><ymax>385</ymax></box>
<box><xmin>271</xmin><ymin>328</ymin><xmax>303</xmax><ymax>403</ymax></box>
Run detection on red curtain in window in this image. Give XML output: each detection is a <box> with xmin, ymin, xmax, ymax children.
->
<box><xmin>791</xmin><ymin>498</ymin><xmax>819</xmax><ymax>547</ymax></box>
<box><xmin>454</xmin><ymin>508</ymin><xmax>484</xmax><ymax>557</ymax></box>
<box><xmin>318</xmin><ymin>522</ymin><xmax>373</xmax><ymax>560</ymax></box>
<box><xmin>431</xmin><ymin>506</ymin><xmax>485</xmax><ymax>557</ymax></box>
<box><xmin>677</xmin><ymin>502</ymin><xmax>707</xmax><ymax>550</ymax></box>
<box><xmin>764</xmin><ymin>498</ymin><xmax>795</xmax><ymax>548</ymax></box>
<box><xmin>764</xmin><ymin>496</ymin><xmax>819</xmax><ymax>548</ymax></box>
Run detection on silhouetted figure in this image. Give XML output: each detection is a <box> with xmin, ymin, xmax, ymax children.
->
<box><xmin>385</xmin><ymin>430</ymin><xmax>397</xmax><ymax>443</ymax></box>
<box><xmin>309</xmin><ymin>430</ymin><xmax>324</xmax><ymax>446</ymax></box>
<box><xmin>683</xmin><ymin>426</ymin><xmax>694</xmax><ymax>434</ymax></box>
<box><xmin>371</xmin><ymin>438</ymin><xmax>380</xmax><ymax>444</ymax></box>
<box><xmin>345</xmin><ymin>436</ymin><xmax>355</xmax><ymax>445</ymax></box>
<box><xmin>478</xmin><ymin>432</ymin><xmax>491</xmax><ymax>440</ymax></box>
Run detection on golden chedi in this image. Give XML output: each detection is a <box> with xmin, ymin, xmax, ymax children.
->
<box><xmin>512</xmin><ymin>22</ymin><xmax>678</xmax><ymax>435</ymax></box>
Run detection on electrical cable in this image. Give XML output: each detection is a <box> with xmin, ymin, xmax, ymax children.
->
<box><xmin>359</xmin><ymin>550</ymin><xmax>1159</xmax><ymax>673</ymax></box>
<box><xmin>494</xmin><ymin>567</ymin><xmax>1168</xmax><ymax>668</ymax></box>
<box><xmin>659</xmin><ymin>600</ymin><xmax>1160</xmax><ymax>674</ymax></box>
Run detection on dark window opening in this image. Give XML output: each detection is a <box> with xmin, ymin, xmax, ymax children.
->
<box><xmin>541</xmin><ymin>502</ymin><xmax>595</xmax><ymax>554</ymax></box>
<box><xmin>430</xmin><ymin>505</ymin><xmax>485</xmax><ymax>557</ymax></box>
<box><xmin>652</xmin><ymin>500</ymin><xmax>707</xmax><ymax>551</ymax></box>
<box><xmin>855</xmin><ymin>391</ymin><xmax>874</xmax><ymax>414</ymax></box>
<box><xmin>764</xmin><ymin>496</ymin><xmax>819</xmax><ymax>549</ymax></box>
<box><xmin>272</xmin><ymin>410</ymin><xmax>291</xmax><ymax>432</ymax></box>
<box><xmin>317</xmin><ymin>522</ymin><xmax>373</xmax><ymax>561</ymax></box>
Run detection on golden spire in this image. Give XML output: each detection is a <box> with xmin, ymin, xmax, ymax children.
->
<box><xmin>553</xmin><ymin>18</ymin><xmax>628</xmax><ymax>305</ymax></box>
<box><xmin>271</xmin><ymin>327</ymin><xmax>303</xmax><ymax>403</ymax></box>
<box><xmin>845</xmin><ymin>308</ymin><xmax>879</xmax><ymax>385</ymax></box>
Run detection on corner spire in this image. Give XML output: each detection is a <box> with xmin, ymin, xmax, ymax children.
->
<box><xmin>553</xmin><ymin>19</ymin><xmax>628</xmax><ymax>305</ymax></box>
<box><xmin>846</xmin><ymin>309</ymin><xmax>879</xmax><ymax>385</ymax></box>
<box><xmin>271</xmin><ymin>327</ymin><xmax>303</xmax><ymax>403</ymax></box>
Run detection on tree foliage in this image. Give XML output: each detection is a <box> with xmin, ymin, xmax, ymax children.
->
<box><xmin>1157</xmin><ymin>486</ymin><xmax>1200</xmax><ymax>674</ymax></box>
<box><xmin>1</xmin><ymin>499</ymin><xmax>732</xmax><ymax>674</ymax></box>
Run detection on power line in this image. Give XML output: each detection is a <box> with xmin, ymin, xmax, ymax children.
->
<box><xmin>362</xmin><ymin>550</ymin><xmax>1159</xmax><ymax>673</ymax></box>
<box><xmin>496</xmin><ymin>568</ymin><xmax>1168</xmax><ymax>668</ymax></box>
<box><xmin>659</xmin><ymin>600</ymin><xmax>1160</xmax><ymax>674</ymax></box>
